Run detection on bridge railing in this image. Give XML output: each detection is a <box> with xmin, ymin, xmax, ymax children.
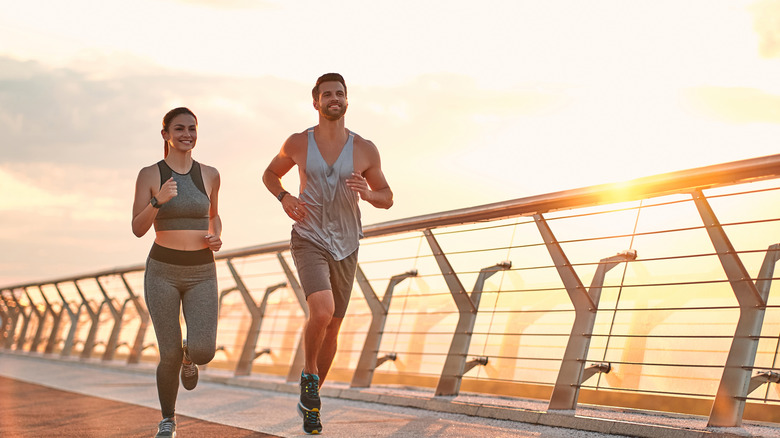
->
<box><xmin>3</xmin><ymin>153</ymin><xmax>780</xmax><ymax>427</ymax></box>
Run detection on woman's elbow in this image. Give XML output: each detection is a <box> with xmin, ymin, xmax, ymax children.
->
<box><xmin>131</xmin><ymin>221</ymin><xmax>148</xmax><ymax>238</ymax></box>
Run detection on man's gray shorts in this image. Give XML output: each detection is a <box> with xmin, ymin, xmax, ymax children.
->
<box><xmin>290</xmin><ymin>230</ymin><xmax>358</xmax><ymax>318</ymax></box>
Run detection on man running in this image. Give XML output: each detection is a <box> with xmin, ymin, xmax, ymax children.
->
<box><xmin>262</xmin><ymin>73</ymin><xmax>393</xmax><ymax>434</ymax></box>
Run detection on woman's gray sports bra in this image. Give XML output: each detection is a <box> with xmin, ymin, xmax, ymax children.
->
<box><xmin>153</xmin><ymin>160</ymin><xmax>210</xmax><ymax>231</ymax></box>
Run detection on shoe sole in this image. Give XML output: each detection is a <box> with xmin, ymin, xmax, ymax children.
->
<box><xmin>181</xmin><ymin>376</ymin><xmax>198</xmax><ymax>390</ymax></box>
<box><xmin>181</xmin><ymin>339</ymin><xmax>198</xmax><ymax>391</ymax></box>
<box><xmin>297</xmin><ymin>403</ymin><xmax>322</xmax><ymax>434</ymax></box>
<box><xmin>181</xmin><ymin>375</ymin><xmax>198</xmax><ymax>390</ymax></box>
<box><xmin>181</xmin><ymin>364</ymin><xmax>198</xmax><ymax>390</ymax></box>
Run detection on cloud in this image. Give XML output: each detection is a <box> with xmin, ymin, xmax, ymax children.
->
<box><xmin>169</xmin><ymin>0</ymin><xmax>279</xmax><ymax>10</ymax></box>
<box><xmin>0</xmin><ymin>164</ymin><xmax>144</xmax><ymax>286</ymax></box>
<box><xmin>0</xmin><ymin>165</ymin><xmax>126</xmax><ymax>219</ymax></box>
<box><xmin>683</xmin><ymin>86</ymin><xmax>780</xmax><ymax>124</ymax></box>
<box><xmin>0</xmin><ymin>57</ymin><xmax>303</xmax><ymax>166</ymax></box>
<box><xmin>750</xmin><ymin>0</ymin><xmax>780</xmax><ymax>58</ymax></box>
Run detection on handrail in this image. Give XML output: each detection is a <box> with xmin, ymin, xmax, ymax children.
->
<box><xmin>362</xmin><ymin>152</ymin><xmax>780</xmax><ymax>236</ymax></box>
<box><xmin>5</xmin><ymin>153</ymin><xmax>779</xmax><ymax>291</ymax></box>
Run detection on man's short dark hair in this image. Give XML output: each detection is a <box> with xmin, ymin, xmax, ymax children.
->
<box><xmin>312</xmin><ymin>73</ymin><xmax>347</xmax><ymax>100</ymax></box>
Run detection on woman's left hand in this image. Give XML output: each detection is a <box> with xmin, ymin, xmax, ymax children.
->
<box><xmin>205</xmin><ymin>234</ymin><xmax>222</xmax><ymax>252</ymax></box>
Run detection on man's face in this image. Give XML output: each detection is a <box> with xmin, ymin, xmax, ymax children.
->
<box><xmin>315</xmin><ymin>81</ymin><xmax>348</xmax><ymax>121</ymax></box>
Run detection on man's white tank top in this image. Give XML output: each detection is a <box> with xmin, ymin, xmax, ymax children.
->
<box><xmin>292</xmin><ymin>128</ymin><xmax>362</xmax><ymax>260</ymax></box>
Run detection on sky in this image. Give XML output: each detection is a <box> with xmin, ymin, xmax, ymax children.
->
<box><xmin>1</xmin><ymin>0</ymin><xmax>779</xmax><ymax>286</ymax></box>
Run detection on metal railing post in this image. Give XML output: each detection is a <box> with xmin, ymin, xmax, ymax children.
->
<box><xmin>54</xmin><ymin>283</ymin><xmax>82</xmax><ymax>357</ymax></box>
<box><xmin>426</xmin><ymin>230</ymin><xmax>511</xmax><ymax>396</ymax></box>
<box><xmin>536</xmin><ymin>211</ymin><xmax>637</xmax><ymax>410</ymax></box>
<box><xmin>693</xmin><ymin>190</ymin><xmax>778</xmax><ymax>427</ymax></box>
<box><xmin>227</xmin><ymin>258</ymin><xmax>287</xmax><ymax>376</ymax></box>
<box><xmin>73</xmin><ymin>280</ymin><xmax>105</xmax><ymax>360</ymax></box>
<box><xmin>119</xmin><ymin>273</ymin><xmax>150</xmax><ymax>364</ymax></box>
<box><xmin>95</xmin><ymin>276</ymin><xmax>125</xmax><ymax>361</ymax></box>
<box><xmin>351</xmin><ymin>266</ymin><xmax>417</xmax><ymax>388</ymax></box>
<box><xmin>25</xmin><ymin>287</ymin><xmax>47</xmax><ymax>352</ymax></box>
<box><xmin>0</xmin><ymin>295</ymin><xmax>7</xmax><ymax>346</ymax></box>
<box><xmin>276</xmin><ymin>252</ymin><xmax>309</xmax><ymax>383</ymax></box>
<box><xmin>423</xmin><ymin>229</ymin><xmax>471</xmax><ymax>396</ymax></box>
<box><xmin>422</xmin><ymin>229</ymin><xmax>512</xmax><ymax>396</ymax></box>
<box><xmin>1</xmin><ymin>290</ymin><xmax>21</xmax><ymax>349</ymax></box>
<box><xmin>38</xmin><ymin>286</ymin><xmax>65</xmax><ymax>355</ymax></box>
<box><xmin>9</xmin><ymin>289</ymin><xmax>32</xmax><ymax>351</ymax></box>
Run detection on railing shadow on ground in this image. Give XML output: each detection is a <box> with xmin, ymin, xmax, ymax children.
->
<box><xmin>3</xmin><ymin>153</ymin><xmax>780</xmax><ymax>428</ymax></box>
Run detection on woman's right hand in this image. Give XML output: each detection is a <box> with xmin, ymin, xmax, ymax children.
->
<box><xmin>155</xmin><ymin>177</ymin><xmax>177</xmax><ymax>204</ymax></box>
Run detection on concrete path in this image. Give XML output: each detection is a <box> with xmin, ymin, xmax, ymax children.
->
<box><xmin>2</xmin><ymin>351</ymin><xmax>779</xmax><ymax>437</ymax></box>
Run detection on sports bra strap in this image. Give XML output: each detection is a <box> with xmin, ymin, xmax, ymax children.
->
<box><xmin>157</xmin><ymin>160</ymin><xmax>172</xmax><ymax>187</ymax></box>
<box><xmin>189</xmin><ymin>162</ymin><xmax>207</xmax><ymax>195</ymax></box>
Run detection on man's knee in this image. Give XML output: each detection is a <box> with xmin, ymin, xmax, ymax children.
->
<box><xmin>307</xmin><ymin>290</ymin><xmax>335</xmax><ymax>322</ymax></box>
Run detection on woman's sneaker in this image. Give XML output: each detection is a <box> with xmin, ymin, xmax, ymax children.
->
<box><xmin>180</xmin><ymin>339</ymin><xmax>198</xmax><ymax>390</ymax></box>
<box><xmin>298</xmin><ymin>372</ymin><xmax>322</xmax><ymax>434</ymax></box>
<box><xmin>155</xmin><ymin>416</ymin><xmax>176</xmax><ymax>438</ymax></box>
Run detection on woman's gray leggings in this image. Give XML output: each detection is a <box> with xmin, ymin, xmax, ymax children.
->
<box><xmin>144</xmin><ymin>246</ymin><xmax>218</xmax><ymax>419</ymax></box>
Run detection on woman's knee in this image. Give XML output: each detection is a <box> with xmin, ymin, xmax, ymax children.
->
<box><xmin>159</xmin><ymin>347</ymin><xmax>184</xmax><ymax>369</ymax></box>
<box><xmin>187</xmin><ymin>342</ymin><xmax>216</xmax><ymax>365</ymax></box>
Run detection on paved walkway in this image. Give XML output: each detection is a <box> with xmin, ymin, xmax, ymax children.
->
<box><xmin>0</xmin><ymin>376</ymin><xmax>269</xmax><ymax>437</ymax></box>
<box><xmin>2</xmin><ymin>351</ymin><xmax>780</xmax><ymax>437</ymax></box>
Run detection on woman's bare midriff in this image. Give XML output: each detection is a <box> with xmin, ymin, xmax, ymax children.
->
<box><xmin>155</xmin><ymin>230</ymin><xmax>211</xmax><ymax>251</ymax></box>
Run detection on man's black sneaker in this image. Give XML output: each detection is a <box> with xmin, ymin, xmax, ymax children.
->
<box><xmin>297</xmin><ymin>402</ymin><xmax>323</xmax><ymax>434</ymax></box>
<box><xmin>180</xmin><ymin>339</ymin><xmax>198</xmax><ymax>390</ymax></box>
<box><xmin>155</xmin><ymin>416</ymin><xmax>176</xmax><ymax>438</ymax></box>
<box><xmin>298</xmin><ymin>372</ymin><xmax>322</xmax><ymax>434</ymax></box>
<box><xmin>299</xmin><ymin>372</ymin><xmax>321</xmax><ymax>410</ymax></box>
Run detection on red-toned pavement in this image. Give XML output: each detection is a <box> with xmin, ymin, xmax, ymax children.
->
<box><xmin>0</xmin><ymin>376</ymin><xmax>277</xmax><ymax>437</ymax></box>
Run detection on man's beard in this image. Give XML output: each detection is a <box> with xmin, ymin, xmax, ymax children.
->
<box><xmin>321</xmin><ymin>104</ymin><xmax>347</xmax><ymax>121</ymax></box>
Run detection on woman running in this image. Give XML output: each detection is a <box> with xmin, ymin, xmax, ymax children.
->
<box><xmin>131</xmin><ymin>107</ymin><xmax>222</xmax><ymax>438</ymax></box>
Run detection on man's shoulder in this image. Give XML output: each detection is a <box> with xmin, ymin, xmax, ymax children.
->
<box><xmin>349</xmin><ymin>131</ymin><xmax>376</xmax><ymax>148</ymax></box>
<box><xmin>351</xmin><ymin>132</ymin><xmax>378</xmax><ymax>152</ymax></box>
<box><xmin>290</xmin><ymin>128</ymin><xmax>311</xmax><ymax>140</ymax></box>
<box><xmin>283</xmin><ymin>129</ymin><xmax>310</xmax><ymax>150</ymax></box>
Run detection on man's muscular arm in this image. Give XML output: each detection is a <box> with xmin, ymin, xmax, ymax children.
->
<box><xmin>263</xmin><ymin>136</ymin><xmax>297</xmax><ymax>199</ymax></box>
<box><xmin>347</xmin><ymin>139</ymin><xmax>393</xmax><ymax>209</ymax></box>
<box><xmin>263</xmin><ymin>133</ymin><xmax>309</xmax><ymax>221</ymax></box>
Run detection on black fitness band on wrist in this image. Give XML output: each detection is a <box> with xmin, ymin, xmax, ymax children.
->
<box><xmin>276</xmin><ymin>191</ymin><xmax>290</xmax><ymax>202</ymax></box>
